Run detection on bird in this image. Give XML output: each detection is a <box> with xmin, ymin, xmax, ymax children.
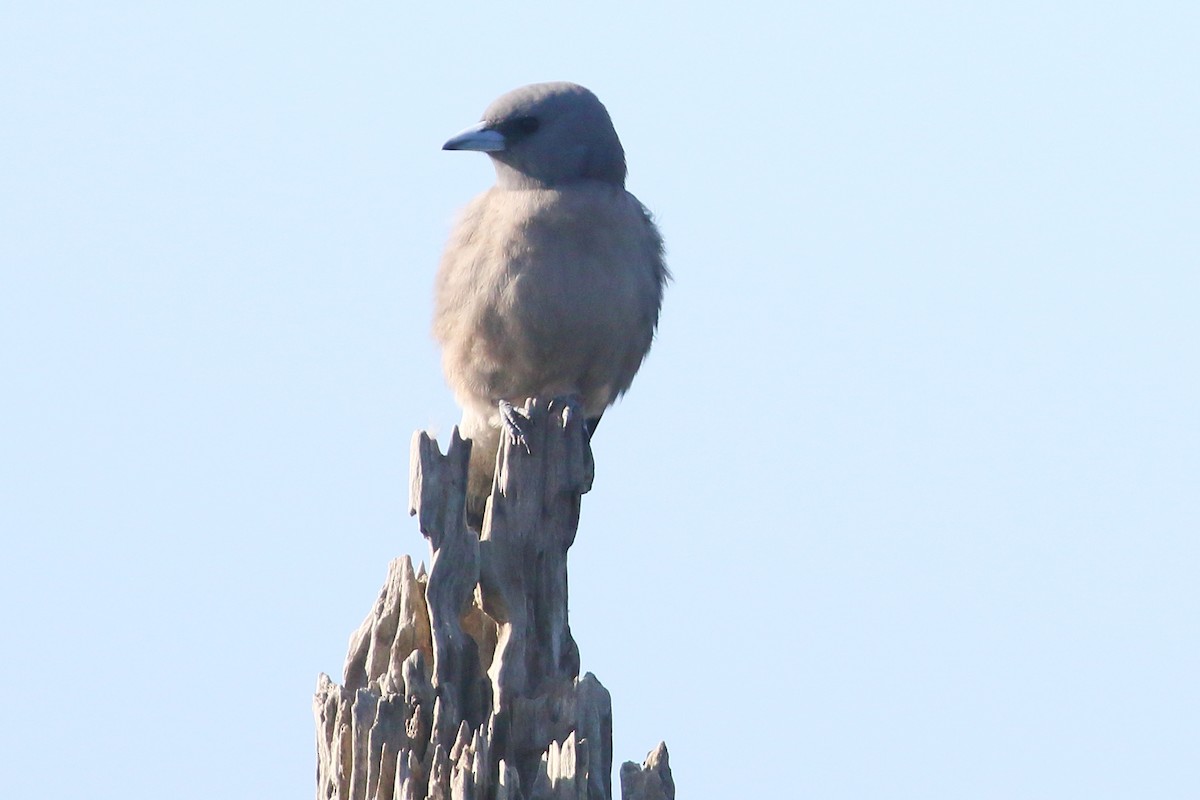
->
<box><xmin>433</xmin><ymin>81</ymin><xmax>668</xmax><ymax>526</ymax></box>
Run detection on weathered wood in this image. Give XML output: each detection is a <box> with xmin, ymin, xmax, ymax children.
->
<box><xmin>315</xmin><ymin>398</ymin><xmax>673</xmax><ymax>799</ymax></box>
<box><xmin>410</xmin><ymin>428</ymin><xmax>489</xmax><ymax>747</ymax></box>
<box><xmin>619</xmin><ymin>744</ymin><xmax>674</xmax><ymax>800</ymax></box>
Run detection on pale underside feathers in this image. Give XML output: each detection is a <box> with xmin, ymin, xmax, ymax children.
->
<box><xmin>434</xmin><ymin>82</ymin><xmax>668</xmax><ymax>524</ymax></box>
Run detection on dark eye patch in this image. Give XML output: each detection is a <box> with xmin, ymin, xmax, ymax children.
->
<box><xmin>497</xmin><ymin>115</ymin><xmax>540</xmax><ymax>142</ymax></box>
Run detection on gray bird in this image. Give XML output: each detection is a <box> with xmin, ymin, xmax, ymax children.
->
<box><xmin>434</xmin><ymin>82</ymin><xmax>668</xmax><ymax>525</ymax></box>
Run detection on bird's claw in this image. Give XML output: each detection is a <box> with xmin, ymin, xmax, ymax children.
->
<box><xmin>498</xmin><ymin>400</ymin><xmax>533</xmax><ymax>454</ymax></box>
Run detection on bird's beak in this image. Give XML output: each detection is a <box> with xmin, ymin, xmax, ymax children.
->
<box><xmin>443</xmin><ymin>121</ymin><xmax>507</xmax><ymax>152</ymax></box>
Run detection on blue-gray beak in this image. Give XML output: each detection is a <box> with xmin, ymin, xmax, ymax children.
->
<box><xmin>443</xmin><ymin>121</ymin><xmax>506</xmax><ymax>152</ymax></box>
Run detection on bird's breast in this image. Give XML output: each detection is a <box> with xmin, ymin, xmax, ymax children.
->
<box><xmin>435</xmin><ymin>184</ymin><xmax>664</xmax><ymax>416</ymax></box>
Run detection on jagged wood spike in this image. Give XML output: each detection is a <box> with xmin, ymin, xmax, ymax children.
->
<box><xmin>619</xmin><ymin>743</ymin><xmax>674</xmax><ymax>800</ymax></box>
<box><xmin>478</xmin><ymin>398</ymin><xmax>593</xmax><ymax>788</ymax></box>
<box><xmin>411</xmin><ymin>429</ymin><xmax>487</xmax><ymax>743</ymax></box>
<box><xmin>315</xmin><ymin>407</ymin><xmax>673</xmax><ymax>800</ymax></box>
<box><xmin>496</xmin><ymin>759</ymin><xmax>523</xmax><ymax>800</ymax></box>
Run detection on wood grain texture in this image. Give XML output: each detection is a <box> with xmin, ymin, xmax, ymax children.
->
<box><xmin>315</xmin><ymin>398</ymin><xmax>673</xmax><ymax>799</ymax></box>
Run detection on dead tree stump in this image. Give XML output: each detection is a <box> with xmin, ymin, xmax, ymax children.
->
<box><xmin>314</xmin><ymin>398</ymin><xmax>675</xmax><ymax>799</ymax></box>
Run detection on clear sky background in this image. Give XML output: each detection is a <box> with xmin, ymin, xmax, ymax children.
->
<box><xmin>2</xmin><ymin>3</ymin><xmax>1197</xmax><ymax>798</ymax></box>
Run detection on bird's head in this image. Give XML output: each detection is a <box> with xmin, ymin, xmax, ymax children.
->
<box><xmin>443</xmin><ymin>82</ymin><xmax>627</xmax><ymax>190</ymax></box>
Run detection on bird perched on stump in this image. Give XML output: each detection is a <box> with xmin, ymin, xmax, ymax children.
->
<box><xmin>434</xmin><ymin>82</ymin><xmax>668</xmax><ymax>526</ymax></box>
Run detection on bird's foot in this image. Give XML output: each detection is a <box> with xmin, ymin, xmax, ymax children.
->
<box><xmin>498</xmin><ymin>400</ymin><xmax>533</xmax><ymax>454</ymax></box>
<box><xmin>543</xmin><ymin>394</ymin><xmax>598</xmax><ymax>439</ymax></box>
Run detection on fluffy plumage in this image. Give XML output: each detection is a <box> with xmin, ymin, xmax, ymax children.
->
<box><xmin>434</xmin><ymin>82</ymin><xmax>668</xmax><ymax>523</ymax></box>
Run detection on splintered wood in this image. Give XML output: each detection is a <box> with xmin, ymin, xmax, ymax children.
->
<box><xmin>314</xmin><ymin>398</ymin><xmax>674</xmax><ymax>800</ymax></box>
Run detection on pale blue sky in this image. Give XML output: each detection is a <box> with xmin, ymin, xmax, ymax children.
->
<box><xmin>2</xmin><ymin>3</ymin><xmax>1197</xmax><ymax>797</ymax></box>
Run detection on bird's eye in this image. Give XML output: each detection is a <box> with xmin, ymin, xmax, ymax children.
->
<box><xmin>495</xmin><ymin>115</ymin><xmax>541</xmax><ymax>144</ymax></box>
<box><xmin>515</xmin><ymin>116</ymin><xmax>540</xmax><ymax>135</ymax></box>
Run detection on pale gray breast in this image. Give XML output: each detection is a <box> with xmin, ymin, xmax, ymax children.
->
<box><xmin>435</xmin><ymin>184</ymin><xmax>663</xmax><ymax>414</ymax></box>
